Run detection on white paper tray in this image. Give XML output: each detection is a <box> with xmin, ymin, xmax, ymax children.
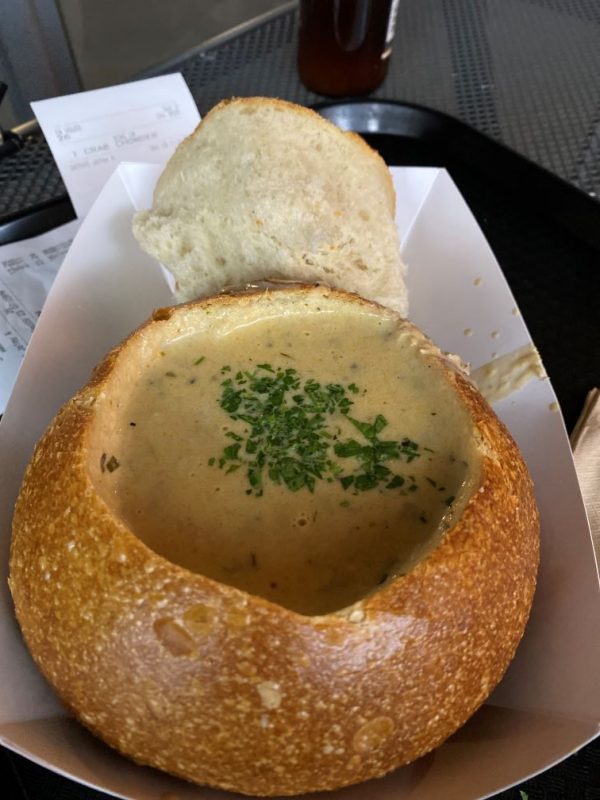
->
<box><xmin>0</xmin><ymin>164</ymin><xmax>598</xmax><ymax>800</ymax></box>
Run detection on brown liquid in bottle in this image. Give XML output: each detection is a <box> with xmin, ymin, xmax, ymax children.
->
<box><xmin>298</xmin><ymin>0</ymin><xmax>398</xmax><ymax>97</ymax></box>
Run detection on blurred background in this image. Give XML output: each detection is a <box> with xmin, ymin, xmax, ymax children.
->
<box><xmin>0</xmin><ymin>0</ymin><xmax>285</xmax><ymax>128</ymax></box>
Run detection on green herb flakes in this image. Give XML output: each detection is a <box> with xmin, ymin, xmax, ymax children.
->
<box><xmin>210</xmin><ymin>364</ymin><xmax>426</xmax><ymax>497</ymax></box>
<box><xmin>386</xmin><ymin>475</ymin><xmax>405</xmax><ymax>489</ymax></box>
<box><xmin>100</xmin><ymin>453</ymin><xmax>120</xmax><ymax>473</ymax></box>
<box><xmin>107</xmin><ymin>456</ymin><xmax>120</xmax><ymax>472</ymax></box>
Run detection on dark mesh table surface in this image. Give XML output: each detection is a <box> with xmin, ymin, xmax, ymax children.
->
<box><xmin>1</xmin><ymin>1</ymin><xmax>599</xmax><ymax>798</ymax></box>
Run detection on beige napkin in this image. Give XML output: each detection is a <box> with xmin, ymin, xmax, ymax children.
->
<box><xmin>571</xmin><ymin>389</ymin><xmax>600</xmax><ymax>559</ymax></box>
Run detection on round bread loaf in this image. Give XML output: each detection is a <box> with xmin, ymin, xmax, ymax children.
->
<box><xmin>10</xmin><ymin>286</ymin><xmax>539</xmax><ymax>796</ymax></box>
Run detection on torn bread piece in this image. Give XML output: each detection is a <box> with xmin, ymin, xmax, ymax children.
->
<box><xmin>133</xmin><ymin>97</ymin><xmax>408</xmax><ymax>315</ymax></box>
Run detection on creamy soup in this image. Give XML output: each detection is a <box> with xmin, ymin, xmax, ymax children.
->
<box><xmin>91</xmin><ymin>304</ymin><xmax>480</xmax><ymax>615</ymax></box>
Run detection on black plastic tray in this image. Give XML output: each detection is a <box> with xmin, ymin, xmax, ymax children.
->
<box><xmin>318</xmin><ymin>101</ymin><xmax>600</xmax><ymax>435</ymax></box>
<box><xmin>3</xmin><ymin>101</ymin><xmax>600</xmax><ymax>800</ymax></box>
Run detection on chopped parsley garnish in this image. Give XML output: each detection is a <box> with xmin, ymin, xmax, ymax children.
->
<box><xmin>193</xmin><ymin>356</ymin><xmax>206</xmax><ymax>365</ymax></box>
<box><xmin>386</xmin><ymin>475</ymin><xmax>405</xmax><ymax>489</ymax></box>
<box><xmin>106</xmin><ymin>456</ymin><xmax>120</xmax><ymax>472</ymax></box>
<box><xmin>100</xmin><ymin>453</ymin><xmax>120</xmax><ymax>473</ymax></box>
<box><xmin>211</xmin><ymin>364</ymin><xmax>424</xmax><ymax>497</ymax></box>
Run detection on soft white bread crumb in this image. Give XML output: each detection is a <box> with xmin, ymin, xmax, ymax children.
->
<box><xmin>133</xmin><ymin>97</ymin><xmax>408</xmax><ymax>315</ymax></box>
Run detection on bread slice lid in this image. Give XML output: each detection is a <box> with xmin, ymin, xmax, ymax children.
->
<box><xmin>133</xmin><ymin>97</ymin><xmax>408</xmax><ymax>315</ymax></box>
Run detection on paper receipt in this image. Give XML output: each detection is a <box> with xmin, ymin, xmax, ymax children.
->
<box><xmin>31</xmin><ymin>74</ymin><xmax>200</xmax><ymax>218</ymax></box>
<box><xmin>0</xmin><ymin>219</ymin><xmax>81</xmax><ymax>413</ymax></box>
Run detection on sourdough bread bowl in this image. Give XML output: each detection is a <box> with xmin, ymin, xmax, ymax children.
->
<box><xmin>9</xmin><ymin>285</ymin><xmax>539</xmax><ymax>796</ymax></box>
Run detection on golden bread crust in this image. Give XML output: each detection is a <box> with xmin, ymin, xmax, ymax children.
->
<box><xmin>9</xmin><ymin>286</ymin><xmax>539</xmax><ymax>796</ymax></box>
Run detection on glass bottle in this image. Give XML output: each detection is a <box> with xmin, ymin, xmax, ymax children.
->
<box><xmin>298</xmin><ymin>0</ymin><xmax>399</xmax><ymax>97</ymax></box>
